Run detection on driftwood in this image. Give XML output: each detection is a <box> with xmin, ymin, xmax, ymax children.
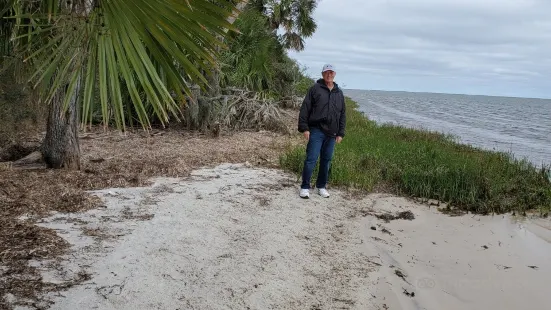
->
<box><xmin>12</xmin><ymin>151</ymin><xmax>44</xmax><ymax>168</ymax></box>
<box><xmin>0</xmin><ymin>151</ymin><xmax>45</xmax><ymax>170</ymax></box>
<box><xmin>0</xmin><ymin>142</ymin><xmax>45</xmax><ymax>169</ymax></box>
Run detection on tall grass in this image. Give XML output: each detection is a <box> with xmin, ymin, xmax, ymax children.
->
<box><xmin>280</xmin><ymin>98</ymin><xmax>551</xmax><ymax>215</ymax></box>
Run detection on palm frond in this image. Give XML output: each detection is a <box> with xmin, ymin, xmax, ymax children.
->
<box><xmin>6</xmin><ymin>0</ymin><xmax>238</xmax><ymax>131</ymax></box>
<box><xmin>282</xmin><ymin>32</ymin><xmax>304</xmax><ymax>51</ymax></box>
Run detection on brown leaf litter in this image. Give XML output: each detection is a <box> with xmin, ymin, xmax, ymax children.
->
<box><xmin>0</xmin><ymin>120</ymin><xmax>303</xmax><ymax>309</ymax></box>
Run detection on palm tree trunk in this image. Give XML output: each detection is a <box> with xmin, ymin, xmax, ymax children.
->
<box><xmin>40</xmin><ymin>0</ymin><xmax>91</xmax><ymax>170</ymax></box>
<box><xmin>206</xmin><ymin>63</ymin><xmax>222</xmax><ymax>97</ymax></box>
<box><xmin>41</xmin><ymin>75</ymin><xmax>81</xmax><ymax>169</ymax></box>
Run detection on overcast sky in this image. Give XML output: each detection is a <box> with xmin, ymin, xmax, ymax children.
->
<box><xmin>287</xmin><ymin>0</ymin><xmax>551</xmax><ymax>98</ymax></box>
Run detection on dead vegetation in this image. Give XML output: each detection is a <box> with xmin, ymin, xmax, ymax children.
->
<box><xmin>0</xmin><ymin>108</ymin><xmax>303</xmax><ymax>308</ymax></box>
<box><xmin>179</xmin><ymin>88</ymin><xmax>301</xmax><ymax>135</ymax></box>
<box><xmin>375</xmin><ymin>210</ymin><xmax>416</xmax><ymax>223</ymax></box>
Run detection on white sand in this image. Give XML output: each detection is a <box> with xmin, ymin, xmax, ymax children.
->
<box><xmin>362</xmin><ymin>196</ymin><xmax>551</xmax><ymax>310</ymax></box>
<box><xmin>12</xmin><ymin>164</ymin><xmax>551</xmax><ymax>310</ymax></box>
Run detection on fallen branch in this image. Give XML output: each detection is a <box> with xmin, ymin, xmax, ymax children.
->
<box><xmin>12</xmin><ymin>150</ymin><xmax>44</xmax><ymax>167</ymax></box>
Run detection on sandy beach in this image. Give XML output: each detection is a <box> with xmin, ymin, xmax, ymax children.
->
<box><xmin>7</xmin><ymin>163</ymin><xmax>551</xmax><ymax>310</ymax></box>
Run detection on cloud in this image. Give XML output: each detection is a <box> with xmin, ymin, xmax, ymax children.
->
<box><xmin>288</xmin><ymin>0</ymin><xmax>551</xmax><ymax>98</ymax></box>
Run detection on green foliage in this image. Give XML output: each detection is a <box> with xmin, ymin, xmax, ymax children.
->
<box><xmin>251</xmin><ymin>0</ymin><xmax>318</xmax><ymax>51</ymax></box>
<box><xmin>292</xmin><ymin>64</ymin><xmax>315</xmax><ymax>96</ymax></box>
<box><xmin>220</xmin><ymin>7</ymin><xmax>280</xmax><ymax>95</ymax></box>
<box><xmin>3</xmin><ymin>0</ymin><xmax>238</xmax><ymax>132</ymax></box>
<box><xmin>220</xmin><ymin>6</ymin><xmax>314</xmax><ymax>98</ymax></box>
<box><xmin>280</xmin><ymin>98</ymin><xmax>551</xmax><ymax>215</ymax></box>
<box><xmin>1</xmin><ymin>0</ymin><xmax>317</xmax><ymax>139</ymax></box>
<box><xmin>0</xmin><ymin>0</ymin><xmax>13</xmax><ymax>61</ymax></box>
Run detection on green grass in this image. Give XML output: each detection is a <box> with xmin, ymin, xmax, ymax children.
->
<box><xmin>280</xmin><ymin>98</ymin><xmax>551</xmax><ymax>215</ymax></box>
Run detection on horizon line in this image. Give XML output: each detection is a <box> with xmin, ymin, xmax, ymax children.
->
<box><xmin>342</xmin><ymin>87</ymin><xmax>551</xmax><ymax>101</ymax></box>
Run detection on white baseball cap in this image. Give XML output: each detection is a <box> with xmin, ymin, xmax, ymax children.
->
<box><xmin>322</xmin><ymin>64</ymin><xmax>336</xmax><ymax>73</ymax></box>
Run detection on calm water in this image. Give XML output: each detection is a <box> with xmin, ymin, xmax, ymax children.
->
<box><xmin>345</xmin><ymin>89</ymin><xmax>551</xmax><ymax>168</ymax></box>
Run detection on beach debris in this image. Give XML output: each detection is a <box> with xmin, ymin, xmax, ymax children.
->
<box><xmin>332</xmin><ymin>298</ymin><xmax>356</xmax><ymax>306</ymax></box>
<box><xmin>381</xmin><ymin>227</ymin><xmax>392</xmax><ymax>235</ymax></box>
<box><xmin>358</xmin><ymin>208</ymin><xmax>374</xmax><ymax>217</ymax></box>
<box><xmin>528</xmin><ymin>265</ymin><xmax>539</xmax><ymax>270</ymax></box>
<box><xmin>428</xmin><ymin>199</ymin><xmax>440</xmax><ymax>206</ymax></box>
<box><xmin>374</xmin><ymin>213</ymin><xmax>394</xmax><ymax>222</ymax></box>
<box><xmin>495</xmin><ymin>264</ymin><xmax>512</xmax><ymax>270</ymax></box>
<box><xmin>375</xmin><ymin>210</ymin><xmax>415</xmax><ymax>222</ymax></box>
<box><xmin>402</xmin><ymin>288</ymin><xmax>415</xmax><ymax>297</ymax></box>
<box><xmin>369</xmin><ymin>260</ymin><xmax>382</xmax><ymax>267</ymax></box>
<box><xmin>371</xmin><ymin>236</ymin><xmax>388</xmax><ymax>244</ymax></box>
<box><xmin>432</xmin><ymin>241</ymin><xmax>437</xmax><ymax>245</ymax></box>
<box><xmin>394</xmin><ymin>269</ymin><xmax>410</xmax><ymax>284</ymax></box>
<box><xmin>396</xmin><ymin>210</ymin><xmax>415</xmax><ymax>220</ymax></box>
<box><xmin>371</xmin><ymin>226</ymin><xmax>377</xmax><ymax>231</ymax></box>
<box><xmin>481</xmin><ymin>245</ymin><xmax>489</xmax><ymax>250</ymax></box>
<box><xmin>89</xmin><ymin>157</ymin><xmax>105</xmax><ymax>163</ymax></box>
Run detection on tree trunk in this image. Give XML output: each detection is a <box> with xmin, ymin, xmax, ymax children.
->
<box><xmin>206</xmin><ymin>67</ymin><xmax>222</xmax><ymax>97</ymax></box>
<box><xmin>41</xmin><ymin>75</ymin><xmax>81</xmax><ymax>170</ymax></box>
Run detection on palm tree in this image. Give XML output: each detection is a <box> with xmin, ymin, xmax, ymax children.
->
<box><xmin>250</xmin><ymin>0</ymin><xmax>317</xmax><ymax>51</ymax></box>
<box><xmin>1</xmin><ymin>0</ymin><xmax>243</xmax><ymax>169</ymax></box>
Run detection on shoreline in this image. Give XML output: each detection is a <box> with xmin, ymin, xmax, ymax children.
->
<box><xmin>280</xmin><ymin>97</ymin><xmax>551</xmax><ymax>216</ymax></box>
<box><xmin>6</xmin><ymin>163</ymin><xmax>551</xmax><ymax>310</ymax></box>
<box><xmin>344</xmin><ymin>87</ymin><xmax>551</xmax><ymax>101</ymax></box>
<box><xmin>344</xmin><ymin>90</ymin><xmax>551</xmax><ymax>170</ymax></box>
<box><xmin>1</xmin><ymin>98</ymin><xmax>550</xmax><ymax>309</ymax></box>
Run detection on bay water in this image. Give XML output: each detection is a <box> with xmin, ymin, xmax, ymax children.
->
<box><xmin>345</xmin><ymin>89</ymin><xmax>551</xmax><ymax>168</ymax></box>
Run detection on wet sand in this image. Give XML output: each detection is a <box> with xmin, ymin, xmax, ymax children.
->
<box><xmin>363</xmin><ymin>195</ymin><xmax>551</xmax><ymax>310</ymax></box>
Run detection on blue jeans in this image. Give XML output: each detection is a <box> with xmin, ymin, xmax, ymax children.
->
<box><xmin>301</xmin><ymin>127</ymin><xmax>336</xmax><ymax>189</ymax></box>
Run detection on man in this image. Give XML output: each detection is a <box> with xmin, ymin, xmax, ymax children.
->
<box><xmin>297</xmin><ymin>64</ymin><xmax>346</xmax><ymax>199</ymax></box>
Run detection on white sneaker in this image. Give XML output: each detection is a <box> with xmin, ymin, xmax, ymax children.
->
<box><xmin>318</xmin><ymin>188</ymin><xmax>330</xmax><ymax>198</ymax></box>
<box><xmin>299</xmin><ymin>188</ymin><xmax>310</xmax><ymax>199</ymax></box>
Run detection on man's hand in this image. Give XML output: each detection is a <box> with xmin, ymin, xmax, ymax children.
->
<box><xmin>303</xmin><ymin>131</ymin><xmax>310</xmax><ymax>140</ymax></box>
<box><xmin>336</xmin><ymin>136</ymin><xmax>343</xmax><ymax>144</ymax></box>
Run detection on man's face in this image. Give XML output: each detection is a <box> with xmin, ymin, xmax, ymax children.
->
<box><xmin>322</xmin><ymin>70</ymin><xmax>336</xmax><ymax>83</ymax></box>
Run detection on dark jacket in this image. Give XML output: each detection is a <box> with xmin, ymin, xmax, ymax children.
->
<box><xmin>298</xmin><ymin>79</ymin><xmax>346</xmax><ymax>137</ymax></box>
